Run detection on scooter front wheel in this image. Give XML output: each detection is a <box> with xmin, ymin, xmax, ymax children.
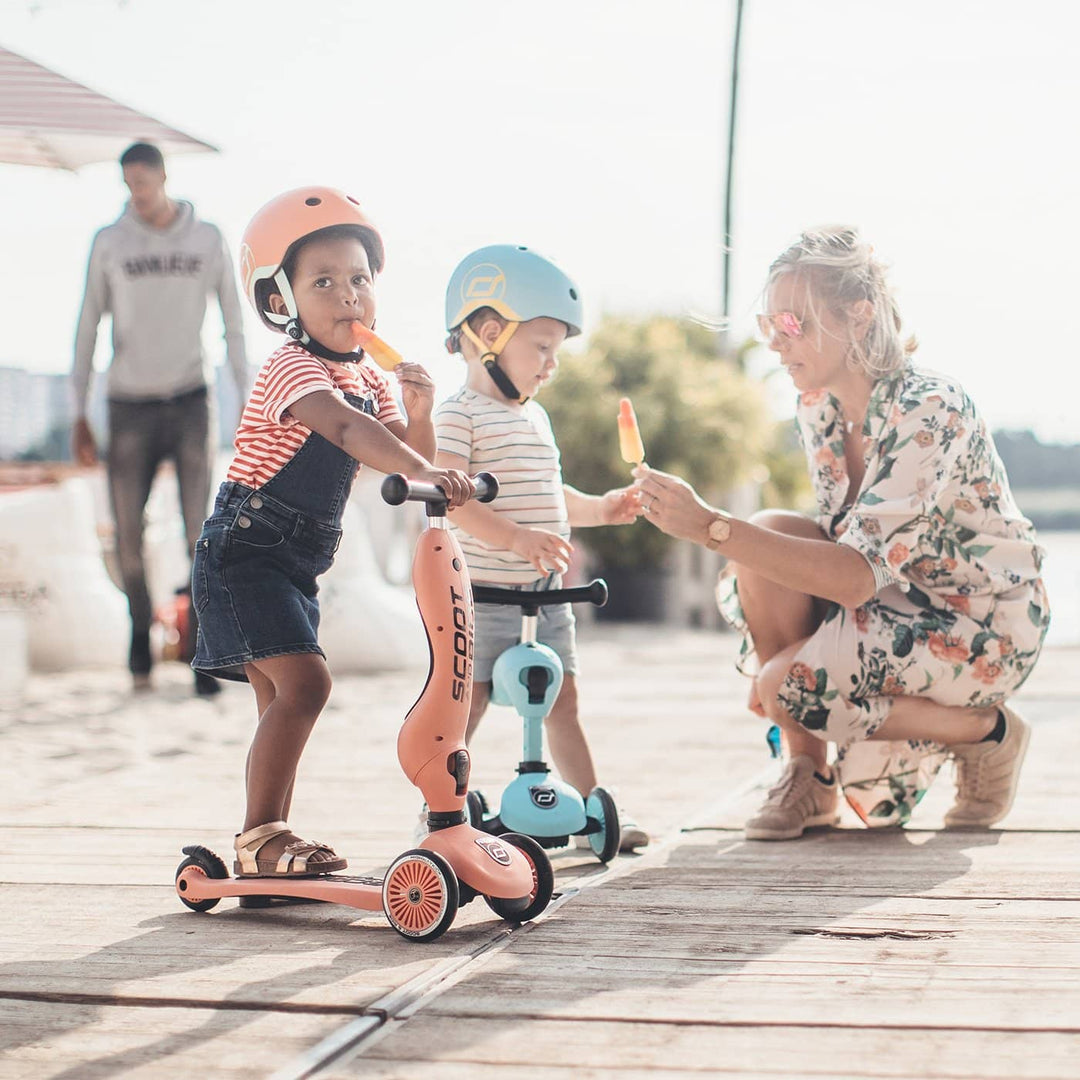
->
<box><xmin>484</xmin><ymin>832</ymin><xmax>554</xmax><ymax>924</ymax></box>
<box><xmin>586</xmin><ymin>787</ymin><xmax>620</xmax><ymax>863</ymax></box>
<box><xmin>175</xmin><ymin>844</ymin><xmax>229</xmax><ymax>912</ymax></box>
<box><xmin>382</xmin><ymin>849</ymin><xmax>459</xmax><ymax>942</ymax></box>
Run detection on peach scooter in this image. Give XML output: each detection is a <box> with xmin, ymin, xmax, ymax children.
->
<box><xmin>174</xmin><ymin>470</ymin><xmax>554</xmax><ymax>942</ymax></box>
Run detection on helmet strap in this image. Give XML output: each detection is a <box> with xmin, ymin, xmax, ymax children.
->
<box><xmin>461</xmin><ymin>321</ymin><xmax>527</xmax><ymax>403</ymax></box>
<box><xmin>263</xmin><ymin>269</ymin><xmax>306</xmax><ymax>338</ymax></box>
<box><xmin>302</xmin><ymin>336</ymin><xmax>365</xmax><ymax>365</ymax></box>
<box><xmin>262</xmin><ymin>267</ymin><xmax>362</xmax><ymax>363</ymax></box>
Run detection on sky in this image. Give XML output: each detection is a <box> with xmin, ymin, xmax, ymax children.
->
<box><xmin>3</xmin><ymin>0</ymin><xmax>1079</xmax><ymax>441</ymax></box>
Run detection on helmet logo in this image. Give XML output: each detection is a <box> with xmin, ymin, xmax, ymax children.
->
<box><xmin>462</xmin><ymin>263</ymin><xmax>506</xmax><ymax>303</ymax></box>
<box><xmin>238</xmin><ymin>243</ymin><xmax>257</xmax><ymax>294</ymax></box>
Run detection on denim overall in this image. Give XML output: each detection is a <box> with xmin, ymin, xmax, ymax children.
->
<box><xmin>191</xmin><ymin>393</ymin><xmax>372</xmax><ymax>682</ymax></box>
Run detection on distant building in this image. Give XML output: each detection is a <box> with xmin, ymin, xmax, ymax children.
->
<box><xmin>0</xmin><ymin>367</ymin><xmax>73</xmax><ymax>460</ymax></box>
<box><xmin>0</xmin><ymin>364</ymin><xmax>238</xmax><ymax>460</ymax></box>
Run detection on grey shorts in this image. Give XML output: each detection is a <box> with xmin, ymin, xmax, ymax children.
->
<box><xmin>472</xmin><ymin>574</ymin><xmax>578</xmax><ymax>683</ymax></box>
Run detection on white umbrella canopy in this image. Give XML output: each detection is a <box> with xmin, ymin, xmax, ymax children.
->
<box><xmin>0</xmin><ymin>44</ymin><xmax>216</xmax><ymax>170</ymax></box>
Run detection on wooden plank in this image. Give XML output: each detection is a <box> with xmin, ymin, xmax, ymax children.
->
<box><xmin>0</xmin><ymin>883</ymin><xmax>516</xmax><ymax>1007</ymax></box>
<box><xmin>343</xmin><ymin>1016</ymin><xmax>1080</xmax><ymax>1079</ymax></box>
<box><xmin>0</xmin><ymin>1000</ymin><xmax>348</xmax><ymax>1079</ymax></box>
<box><xmin>1</xmin><ymin>629</ymin><xmax>1077</xmax><ymax>1080</ymax></box>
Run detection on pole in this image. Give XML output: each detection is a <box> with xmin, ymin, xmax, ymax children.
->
<box><xmin>720</xmin><ymin>0</ymin><xmax>745</xmax><ymax>356</ymax></box>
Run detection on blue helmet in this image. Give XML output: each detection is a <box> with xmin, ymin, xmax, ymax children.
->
<box><xmin>445</xmin><ymin>244</ymin><xmax>583</xmax><ymax>338</ymax></box>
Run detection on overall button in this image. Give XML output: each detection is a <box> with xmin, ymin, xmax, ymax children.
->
<box><xmin>249</xmin><ymin>496</ymin><xmax>263</xmax><ymax>509</ymax></box>
<box><xmin>237</xmin><ymin>516</ymin><xmax>251</xmax><ymax>529</ymax></box>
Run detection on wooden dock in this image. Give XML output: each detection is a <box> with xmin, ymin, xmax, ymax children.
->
<box><xmin>1</xmin><ymin>626</ymin><xmax>1077</xmax><ymax>1078</ymax></box>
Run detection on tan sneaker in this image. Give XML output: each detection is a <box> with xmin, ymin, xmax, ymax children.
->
<box><xmin>945</xmin><ymin>704</ymin><xmax>1030</xmax><ymax>828</ymax></box>
<box><xmin>745</xmin><ymin>755</ymin><xmax>839</xmax><ymax>840</ymax></box>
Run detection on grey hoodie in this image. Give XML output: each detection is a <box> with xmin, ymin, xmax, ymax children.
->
<box><xmin>72</xmin><ymin>199</ymin><xmax>248</xmax><ymax>413</ymax></box>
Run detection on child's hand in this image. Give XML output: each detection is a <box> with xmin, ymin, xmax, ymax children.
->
<box><xmin>396</xmin><ymin>362</ymin><xmax>436</xmax><ymax>422</ymax></box>
<box><xmin>418</xmin><ymin>466</ymin><xmax>475</xmax><ymax>509</ymax></box>
<box><xmin>599</xmin><ymin>485</ymin><xmax>643</xmax><ymax>525</ymax></box>
<box><xmin>510</xmin><ymin>527</ymin><xmax>574</xmax><ymax>576</ymax></box>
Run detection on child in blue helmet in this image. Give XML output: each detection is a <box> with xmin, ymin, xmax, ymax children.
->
<box><xmin>433</xmin><ymin>244</ymin><xmax>649</xmax><ymax>852</ymax></box>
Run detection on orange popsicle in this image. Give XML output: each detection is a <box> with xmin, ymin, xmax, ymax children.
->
<box><xmin>349</xmin><ymin>322</ymin><xmax>403</xmax><ymax>371</ymax></box>
<box><xmin>617</xmin><ymin>397</ymin><xmax>645</xmax><ymax>465</ymax></box>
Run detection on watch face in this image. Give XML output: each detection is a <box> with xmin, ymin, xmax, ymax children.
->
<box><xmin>708</xmin><ymin>516</ymin><xmax>731</xmax><ymax>545</ymax></box>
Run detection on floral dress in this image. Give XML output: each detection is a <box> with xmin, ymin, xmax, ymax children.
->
<box><xmin>719</xmin><ymin>364</ymin><xmax>1051</xmax><ymax>825</ymax></box>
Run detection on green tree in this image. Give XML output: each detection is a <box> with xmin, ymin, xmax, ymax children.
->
<box><xmin>542</xmin><ymin>315</ymin><xmax>775</xmax><ymax>571</ymax></box>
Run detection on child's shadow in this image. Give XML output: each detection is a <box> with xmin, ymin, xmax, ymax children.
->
<box><xmin>0</xmin><ymin>898</ymin><xmax>499</xmax><ymax>1079</ymax></box>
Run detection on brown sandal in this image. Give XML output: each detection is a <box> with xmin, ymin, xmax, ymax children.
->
<box><xmin>233</xmin><ymin>820</ymin><xmax>347</xmax><ymax>877</ymax></box>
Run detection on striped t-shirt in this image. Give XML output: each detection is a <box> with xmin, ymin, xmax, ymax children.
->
<box><xmin>226</xmin><ymin>343</ymin><xmax>403</xmax><ymax>489</ymax></box>
<box><xmin>434</xmin><ymin>388</ymin><xmax>570</xmax><ymax>584</ymax></box>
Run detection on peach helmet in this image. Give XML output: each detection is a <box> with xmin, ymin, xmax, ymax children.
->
<box><xmin>238</xmin><ymin>186</ymin><xmax>384</xmax><ymax>341</ymax></box>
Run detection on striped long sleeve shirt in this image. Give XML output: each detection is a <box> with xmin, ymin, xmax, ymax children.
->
<box><xmin>434</xmin><ymin>388</ymin><xmax>570</xmax><ymax>584</ymax></box>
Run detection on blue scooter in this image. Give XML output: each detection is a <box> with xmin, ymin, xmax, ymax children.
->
<box><xmin>466</xmin><ymin>580</ymin><xmax>621</xmax><ymax>863</ymax></box>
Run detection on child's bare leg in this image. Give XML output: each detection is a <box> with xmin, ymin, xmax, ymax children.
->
<box><xmin>242</xmin><ymin>653</ymin><xmax>332</xmax><ymax>862</ymax></box>
<box><xmin>544</xmin><ymin>675</ymin><xmax>598</xmax><ymax>796</ymax></box>
<box><xmin>246</xmin><ymin>663</ymin><xmax>298</xmax><ymax>821</ymax></box>
<box><xmin>465</xmin><ymin>682</ymin><xmax>491</xmax><ymax>743</ymax></box>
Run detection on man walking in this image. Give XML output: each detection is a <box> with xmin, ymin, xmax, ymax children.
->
<box><xmin>71</xmin><ymin>142</ymin><xmax>249</xmax><ymax>694</ymax></box>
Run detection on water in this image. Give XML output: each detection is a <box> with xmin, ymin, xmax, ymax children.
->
<box><xmin>1040</xmin><ymin>531</ymin><xmax>1080</xmax><ymax>646</ymax></box>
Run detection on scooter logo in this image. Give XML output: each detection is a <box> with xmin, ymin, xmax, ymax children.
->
<box><xmin>474</xmin><ymin>836</ymin><xmax>512</xmax><ymax>866</ymax></box>
<box><xmin>449</xmin><ymin>585</ymin><xmax>470</xmax><ymax>701</ymax></box>
<box><xmin>529</xmin><ymin>786</ymin><xmax>558</xmax><ymax>809</ymax></box>
<box><xmin>462</xmin><ymin>263</ymin><xmax>506</xmax><ymax>303</ymax></box>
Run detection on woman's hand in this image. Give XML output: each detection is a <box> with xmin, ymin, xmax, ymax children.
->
<box><xmin>747</xmin><ymin>676</ymin><xmax>767</xmax><ymax>718</ymax></box>
<box><xmin>632</xmin><ymin>464</ymin><xmax>719</xmax><ymax>545</ymax></box>
<box><xmin>395</xmin><ymin>362</ymin><xmax>436</xmax><ymax>423</ymax></box>
<box><xmin>417</xmin><ymin>466</ymin><xmax>475</xmax><ymax>509</ymax></box>
<box><xmin>598</xmin><ymin>485</ymin><xmax>643</xmax><ymax>525</ymax></box>
<box><xmin>510</xmin><ymin>527</ymin><xmax>574</xmax><ymax>576</ymax></box>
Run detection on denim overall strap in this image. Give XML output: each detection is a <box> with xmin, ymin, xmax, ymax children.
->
<box><xmin>257</xmin><ymin>392</ymin><xmax>373</xmax><ymax>527</ymax></box>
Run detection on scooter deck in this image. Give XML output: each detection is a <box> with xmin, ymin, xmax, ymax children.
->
<box><xmin>178</xmin><ymin>870</ymin><xmax>386</xmax><ymax>911</ymax></box>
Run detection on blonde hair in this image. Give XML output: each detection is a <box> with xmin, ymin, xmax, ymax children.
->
<box><xmin>444</xmin><ymin>305</ymin><xmax>507</xmax><ymax>356</ymax></box>
<box><xmin>766</xmin><ymin>226</ymin><xmax>917</xmax><ymax>378</ymax></box>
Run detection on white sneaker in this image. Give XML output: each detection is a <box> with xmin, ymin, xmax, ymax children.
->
<box><xmin>617</xmin><ymin>815</ymin><xmax>649</xmax><ymax>851</ymax></box>
<box><xmin>945</xmin><ymin>705</ymin><xmax>1030</xmax><ymax>828</ymax></box>
<box><xmin>745</xmin><ymin>756</ymin><xmax>839</xmax><ymax>840</ymax></box>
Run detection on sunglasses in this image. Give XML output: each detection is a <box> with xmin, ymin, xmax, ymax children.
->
<box><xmin>756</xmin><ymin>311</ymin><xmax>805</xmax><ymax>342</ymax></box>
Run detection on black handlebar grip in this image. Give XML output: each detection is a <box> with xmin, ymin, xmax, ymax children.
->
<box><xmin>380</xmin><ymin>473</ymin><xmax>411</xmax><ymax>506</ymax></box>
<box><xmin>473</xmin><ymin>578</ymin><xmax>609</xmax><ymax>609</ymax></box>
<box><xmin>474</xmin><ymin>472</ymin><xmax>499</xmax><ymax>503</ymax></box>
<box><xmin>381</xmin><ymin>471</ymin><xmax>500</xmax><ymax>508</ymax></box>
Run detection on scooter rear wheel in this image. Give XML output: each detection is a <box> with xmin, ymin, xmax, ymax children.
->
<box><xmin>382</xmin><ymin>849</ymin><xmax>459</xmax><ymax>942</ymax></box>
<box><xmin>466</xmin><ymin>789</ymin><xmax>490</xmax><ymax>829</ymax></box>
<box><xmin>484</xmin><ymin>832</ymin><xmax>554</xmax><ymax>924</ymax></box>
<box><xmin>175</xmin><ymin>845</ymin><xmax>229</xmax><ymax>912</ymax></box>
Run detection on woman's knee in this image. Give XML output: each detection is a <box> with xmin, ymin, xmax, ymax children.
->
<box><xmin>747</xmin><ymin>509</ymin><xmax>827</xmax><ymax>540</ymax></box>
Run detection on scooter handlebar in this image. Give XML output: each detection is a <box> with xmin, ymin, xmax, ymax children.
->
<box><xmin>381</xmin><ymin>471</ymin><xmax>498</xmax><ymax>508</ymax></box>
<box><xmin>473</xmin><ymin>578</ymin><xmax>609</xmax><ymax>609</ymax></box>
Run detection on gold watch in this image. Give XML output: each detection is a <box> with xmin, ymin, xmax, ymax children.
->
<box><xmin>705</xmin><ymin>512</ymin><xmax>731</xmax><ymax>551</ymax></box>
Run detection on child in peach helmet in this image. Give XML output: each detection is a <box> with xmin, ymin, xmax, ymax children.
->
<box><xmin>192</xmin><ymin>187</ymin><xmax>473</xmax><ymax>879</ymax></box>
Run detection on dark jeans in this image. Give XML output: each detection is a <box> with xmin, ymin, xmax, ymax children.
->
<box><xmin>106</xmin><ymin>387</ymin><xmax>213</xmax><ymax>643</ymax></box>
